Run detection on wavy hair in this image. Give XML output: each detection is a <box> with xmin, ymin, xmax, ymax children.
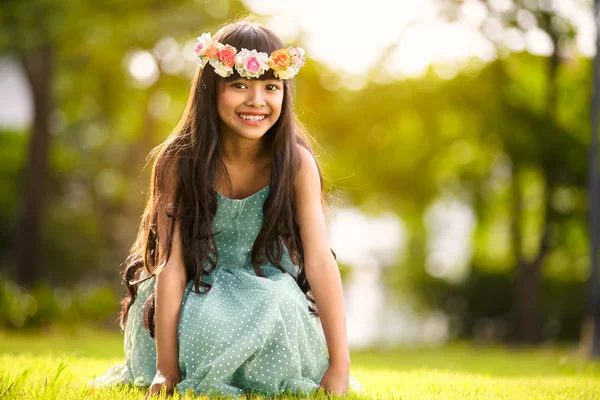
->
<box><xmin>118</xmin><ymin>18</ymin><xmax>335</xmax><ymax>337</ymax></box>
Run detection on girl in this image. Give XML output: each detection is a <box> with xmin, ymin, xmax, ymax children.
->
<box><xmin>90</xmin><ymin>18</ymin><xmax>361</xmax><ymax>398</ymax></box>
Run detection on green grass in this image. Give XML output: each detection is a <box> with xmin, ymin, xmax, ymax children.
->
<box><xmin>1</xmin><ymin>330</ymin><xmax>600</xmax><ymax>399</ymax></box>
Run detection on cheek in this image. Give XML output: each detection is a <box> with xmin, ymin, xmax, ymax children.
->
<box><xmin>217</xmin><ymin>89</ymin><xmax>238</xmax><ymax>115</ymax></box>
<box><xmin>217</xmin><ymin>99</ymin><xmax>227</xmax><ymax>120</ymax></box>
<box><xmin>270</xmin><ymin>94</ymin><xmax>284</xmax><ymax>119</ymax></box>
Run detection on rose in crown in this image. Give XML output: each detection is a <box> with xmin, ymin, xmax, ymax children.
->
<box><xmin>235</xmin><ymin>49</ymin><xmax>270</xmax><ymax>79</ymax></box>
<box><xmin>193</xmin><ymin>32</ymin><xmax>306</xmax><ymax>80</ymax></box>
<box><xmin>268</xmin><ymin>47</ymin><xmax>305</xmax><ymax>79</ymax></box>
<box><xmin>208</xmin><ymin>44</ymin><xmax>236</xmax><ymax>77</ymax></box>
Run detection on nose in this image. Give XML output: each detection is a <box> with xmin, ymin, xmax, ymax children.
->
<box><xmin>246</xmin><ymin>86</ymin><xmax>266</xmax><ymax>108</ymax></box>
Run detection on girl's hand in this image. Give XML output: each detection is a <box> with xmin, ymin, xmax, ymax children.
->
<box><xmin>318</xmin><ymin>364</ymin><xmax>349</xmax><ymax>396</ymax></box>
<box><xmin>144</xmin><ymin>370</ymin><xmax>181</xmax><ymax>398</ymax></box>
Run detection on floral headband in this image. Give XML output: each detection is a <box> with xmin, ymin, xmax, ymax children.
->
<box><xmin>193</xmin><ymin>32</ymin><xmax>305</xmax><ymax>80</ymax></box>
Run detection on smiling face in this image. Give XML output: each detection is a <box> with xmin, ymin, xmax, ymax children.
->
<box><xmin>217</xmin><ymin>78</ymin><xmax>284</xmax><ymax>141</ymax></box>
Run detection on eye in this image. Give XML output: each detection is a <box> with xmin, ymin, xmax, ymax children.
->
<box><xmin>266</xmin><ymin>83</ymin><xmax>280</xmax><ymax>91</ymax></box>
<box><xmin>232</xmin><ymin>82</ymin><xmax>247</xmax><ymax>89</ymax></box>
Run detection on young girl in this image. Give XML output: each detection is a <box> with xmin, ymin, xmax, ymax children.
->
<box><xmin>90</xmin><ymin>18</ymin><xmax>361</xmax><ymax>398</ymax></box>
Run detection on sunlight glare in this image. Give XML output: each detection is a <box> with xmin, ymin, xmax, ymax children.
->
<box><xmin>243</xmin><ymin>0</ymin><xmax>596</xmax><ymax>76</ymax></box>
<box><xmin>459</xmin><ymin>0</ymin><xmax>489</xmax><ymax>29</ymax></box>
<box><xmin>525</xmin><ymin>27</ymin><xmax>554</xmax><ymax>56</ymax></box>
<box><xmin>503</xmin><ymin>27</ymin><xmax>526</xmax><ymax>52</ymax></box>
<box><xmin>125</xmin><ymin>50</ymin><xmax>159</xmax><ymax>87</ymax></box>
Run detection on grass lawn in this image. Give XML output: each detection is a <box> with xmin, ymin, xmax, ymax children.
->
<box><xmin>1</xmin><ymin>330</ymin><xmax>599</xmax><ymax>399</ymax></box>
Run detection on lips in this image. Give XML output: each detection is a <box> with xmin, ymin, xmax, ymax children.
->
<box><xmin>237</xmin><ymin>113</ymin><xmax>269</xmax><ymax>125</ymax></box>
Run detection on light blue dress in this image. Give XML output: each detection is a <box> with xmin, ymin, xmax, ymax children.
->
<box><xmin>89</xmin><ymin>185</ymin><xmax>361</xmax><ymax>397</ymax></box>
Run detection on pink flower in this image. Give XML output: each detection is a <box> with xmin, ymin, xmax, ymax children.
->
<box><xmin>245</xmin><ymin>57</ymin><xmax>261</xmax><ymax>73</ymax></box>
<box><xmin>235</xmin><ymin>49</ymin><xmax>270</xmax><ymax>78</ymax></box>
<box><xmin>287</xmin><ymin>46</ymin><xmax>305</xmax><ymax>69</ymax></box>
<box><xmin>194</xmin><ymin>42</ymin><xmax>204</xmax><ymax>54</ymax></box>
<box><xmin>216</xmin><ymin>45</ymin><xmax>236</xmax><ymax>67</ymax></box>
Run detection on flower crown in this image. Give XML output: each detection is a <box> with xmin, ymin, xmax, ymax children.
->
<box><xmin>193</xmin><ymin>32</ymin><xmax>306</xmax><ymax>80</ymax></box>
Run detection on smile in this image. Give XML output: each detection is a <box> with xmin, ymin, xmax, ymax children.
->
<box><xmin>237</xmin><ymin>113</ymin><xmax>268</xmax><ymax>125</ymax></box>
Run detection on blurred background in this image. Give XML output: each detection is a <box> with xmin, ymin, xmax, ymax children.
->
<box><xmin>0</xmin><ymin>0</ymin><xmax>597</xmax><ymax>353</ymax></box>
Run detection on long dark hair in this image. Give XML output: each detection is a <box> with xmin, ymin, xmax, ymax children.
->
<box><xmin>119</xmin><ymin>18</ymin><xmax>335</xmax><ymax>337</ymax></box>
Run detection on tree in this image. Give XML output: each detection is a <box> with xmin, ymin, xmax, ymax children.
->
<box><xmin>587</xmin><ymin>0</ymin><xmax>600</xmax><ymax>358</ymax></box>
<box><xmin>1</xmin><ymin>1</ymin><xmax>57</xmax><ymax>287</ymax></box>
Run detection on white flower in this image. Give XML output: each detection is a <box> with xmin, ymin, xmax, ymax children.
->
<box><xmin>194</xmin><ymin>32</ymin><xmax>214</xmax><ymax>68</ymax></box>
<box><xmin>235</xmin><ymin>48</ymin><xmax>270</xmax><ymax>79</ymax></box>
<box><xmin>197</xmin><ymin>57</ymin><xmax>209</xmax><ymax>68</ymax></box>
<box><xmin>273</xmin><ymin>67</ymin><xmax>297</xmax><ymax>79</ymax></box>
<box><xmin>194</xmin><ymin>33</ymin><xmax>213</xmax><ymax>57</ymax></box>
<box><xmin>209</xmin><ymin>58</ymin><xmax>234</xmax><ymax>77</ymax></box>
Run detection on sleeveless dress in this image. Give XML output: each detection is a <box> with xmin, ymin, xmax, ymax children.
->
<box><xmin>89</xmin><ymin>185</ymin><xmax>362</xmax><ymax>397</ymax></box>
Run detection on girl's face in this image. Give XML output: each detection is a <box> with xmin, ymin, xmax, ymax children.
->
<box><xmin>217</xmin><ymin>78</ymin><xmax>284</xmax><ymax>141</ymax></box>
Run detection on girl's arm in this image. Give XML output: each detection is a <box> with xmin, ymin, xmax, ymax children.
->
<box><xmin>293</xmin><ymin>146</ymin><xmax>351</xmax><ymax>371</ymax></box>
<box><xmin>154</xmin><ymin>216</ymin><xmax>187</xmax><ymax>379</ymax></box>
<box><xmin>147</xmin><ymin>163</ymin><xmax>187</xmax><ymax>395</ymax></box>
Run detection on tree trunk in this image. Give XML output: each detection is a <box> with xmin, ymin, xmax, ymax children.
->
<box><xmin>514</xmin><ymin>261</ymin><xmax>540</xmax><ymax>343</ymax></box>
<box><xmin>508</xmin><ymin>11</ymin><xmax>560</xmax><ymax>345</ymax></box>
<box><xmin>586</xmin><ymin>0</ymin><xmax>600</xmax><ymax>359</ymax></box>
<box><xmin>510</xmin><ymin>171</ymin><xmax>552</xmax><ymax>344</ymax></box>
<box><xmin>13</xmin><ymin>41</ymin><xmax>53</xmax><ymax>287</ymax></box>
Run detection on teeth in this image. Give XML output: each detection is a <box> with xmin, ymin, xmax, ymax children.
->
<box><xmin>239</xmin><ymin>114</ymin><xmax>266</xmax><ymax>121</ymax></box>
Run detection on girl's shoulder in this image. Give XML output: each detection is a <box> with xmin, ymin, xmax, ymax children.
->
<box><xmin>294</xmin><ymin>145</ymin><xmax>320</xmax><ymax>191</ymax></box>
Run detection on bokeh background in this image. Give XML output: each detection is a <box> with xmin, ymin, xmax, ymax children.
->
<box><xmin>0</xmin><ymin>0</ymin><xmax>598</xmax><ymax>353</ymax></box>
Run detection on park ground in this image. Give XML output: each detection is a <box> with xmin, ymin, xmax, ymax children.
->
<box><xmin>1</xmin><ymin>331</ymin><xmax>599</xmax><ymax>399</ymax></box>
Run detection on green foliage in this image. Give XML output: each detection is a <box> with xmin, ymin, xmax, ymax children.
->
<box><xmin>0</xmin><ymin>279</ymin><xmax>119</xmax><ymax>330</ymax></box>
<box><xmin>397</xmin><ymin>267</ymin><xmax>587</xmax><ymax>341</ymax></box>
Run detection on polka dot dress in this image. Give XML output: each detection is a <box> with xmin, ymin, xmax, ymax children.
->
<box><xmin>89</xmin><ymin>185</ymin><xmax>362</xmax><ymax>397</ymax></box>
